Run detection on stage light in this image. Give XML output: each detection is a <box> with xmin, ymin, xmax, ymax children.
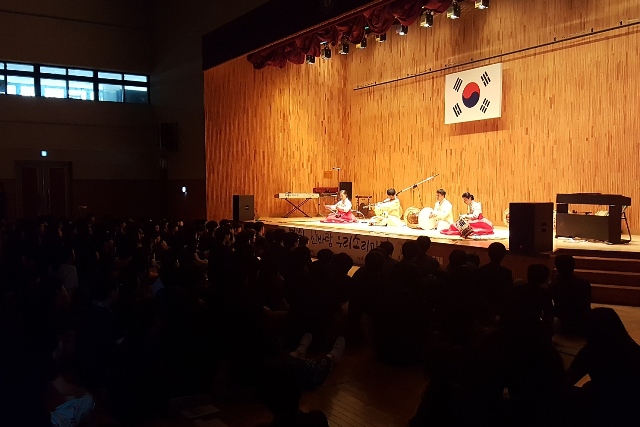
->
<box><xmin>356</xmin><ymin>36</ymin><xmax>367</xmax><ymax>49</ymax></box>
<box><xmin>305</xmin><ymin>55</ymin><xmax>316</xmax><ymax>64</ymax></box>
<box><xmin>181</xmin><ymin>186</ymin><xmax>187</xmax><ymax>194</ymax></box>
<box><xmin>338</xmin><ymin>39</ymin><xmax>349</xmax><ymax>55</ymax></box>
<box><xmin>447</xmin><ymin>2</ymin><xmax>461</xmax><ymax>19</ymax></box>
<box><xmin>375</xmin><ymin>33</ymin><xmax>387</xmax><ymax>42</ymax></box>
<box><xmin>41</xmin><ymin>150</ymin><xmax>48</xmax><ymax>157</ymax></box>
<box><xmin>420</xmin><ymin>11</ymin><xmax>434</xmax><ymax>27</ymax></box>
<box><xmin>475</xmin><ymin>0</ymin><xmax>489</xmax><ymax>9</ymax></box>
<box><xmin>321</xmin><ymin>43</ymin><xmax>332</xmax><ymax>59</ymax></box>
<box><xmin>396</xmin><ymin>25</ymin><xmax>409</xmax><ymax>35</ymax></box>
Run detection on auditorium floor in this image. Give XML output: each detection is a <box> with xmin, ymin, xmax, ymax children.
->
<box><xmin>88</xmin><ymin>304</ymin><xmax>640</xmax><ymax>427</ymax></box>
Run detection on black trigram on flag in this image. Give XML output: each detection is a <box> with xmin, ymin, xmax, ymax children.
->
<box><xmin>453</xmin><ymin>78</ymin><xmax>463</xmax><ymax>92</ymax></box>
<box><xmin>480</xmin><ymin>98</ymin><xmax>490</xmax><ymax>113</ymax></box>
<box><xmin>480</xmin><ymin>71</ymin><xmax>491</xmax><ymax>87</ymax></box>
<box><xmin>453</xmin><ymin>103</ymin><xmax>463</xmax><ymax>117</ymax></box>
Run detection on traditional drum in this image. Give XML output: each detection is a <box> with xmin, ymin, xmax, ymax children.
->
<box><xmin>456</xmin><ymin>217</ymin><xmax>473</xmax><ymax>238</ymax></box>
<box><xmin>418</xmin><ymin>207</ymin><xmax>436</xmax><ymax>230</ymax></box>
<box><xmin>404</xmin><ymin>207</ymin><xmax>421</xmax><ymax>229</ymax></box>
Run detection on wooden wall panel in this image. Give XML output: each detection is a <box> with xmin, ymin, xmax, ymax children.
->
<box><xmin>205</xmin><ymin>0</ymin><xmax>640</xmax><ymax>231</ymax></box>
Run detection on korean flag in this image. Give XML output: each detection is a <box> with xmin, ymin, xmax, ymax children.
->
<box><xmin>445</xmin><ymin>63</ymin><xmax>502</xmax><ymax>124</ymax></box>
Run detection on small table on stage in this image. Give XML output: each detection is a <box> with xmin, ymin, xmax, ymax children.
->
<box><xmin>275</xmin><ymin>192</ymin><xmax>320</xmax><ymax>218</ymax></box>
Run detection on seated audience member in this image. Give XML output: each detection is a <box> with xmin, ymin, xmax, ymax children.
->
<box><xmin>504</xmin><ymin>264</ymin><xmax>554</xmax><ymax>329</ymax></box>
<box><xmin>258</xmin><ymin>334</ymin><xmax>344</xmax><ymax>427</ymax></box>
<box><xmin>375</xmin><ymin>241</ymin><xmax>399</xmax><ymax>279</ymax></box>
<box><xmin>48</xmin><ymin>244</ymin><xmax>79</xmax><ymax>292</ymax></box>
<box><xmin>549</xmin><ymin>255</ymin><xmax>591</xmax><ymax>336</ymax></box>
<box><xmin>414</xmin><ymin>236</ymin><xmax>440</xmax><ymax>276</ymax></box>
<box><xmin>476</xmin><ymin>242</ymin><xmax>513</xmax><ymax>314</ymax></box>
<box><xmin>567</xmin><ymin>308</ymin><xmax>640</xmax><ymax>426</ymax></box>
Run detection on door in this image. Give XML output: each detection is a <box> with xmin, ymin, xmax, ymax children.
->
<box><xmin>15</xmin><ymin>161</ymin><xmax>72</xmax><ymax>218</ymax></box>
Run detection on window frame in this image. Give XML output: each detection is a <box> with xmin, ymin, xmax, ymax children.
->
<box><xmin>0</xmin><ymin>60</ymin><xmax>150</xmax><ymax>104</ymax></box>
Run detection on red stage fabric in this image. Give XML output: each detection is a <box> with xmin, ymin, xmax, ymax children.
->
<box><xmin>246</xmin><ymin>0</ymin><xmax>453</xmax><ymax>69</ymax></box>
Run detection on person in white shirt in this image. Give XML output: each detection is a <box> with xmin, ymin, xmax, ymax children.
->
<box><xmin>371</xmin><ymin>188</ymin><xmax>404</xmax><ymax>227</ymax></box>
<box><xmin>441</xmin><ymin>192</ymin><xmax>494</xmax><ymax>237</ymax></box>
<box><xmin>427</xmin><ymin>188</ymin><xmax>454</xmax><ymax>230</ymax></box>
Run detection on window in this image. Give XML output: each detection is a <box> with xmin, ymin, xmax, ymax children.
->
<box><xmin>7</xmin><ymin>76</ymin><xmax>35</xmax><ymax>96</ymax></box>
<box><xmin>68</xmin><ymin>80</ymin><xmax>94</xmax><ymax>100</ymax></box>
<box><xmin>124</xmin><ymin>86</ymin><xmax>148</xmax><ymax>104</ymax></box>
<box><xmin>0</xmin><ymin>61</ymin><xmax>149</xmax><ymax>103</ymax></box>
<box><xmin>99</xmin><ymin>83</ymin><xmax>123</xmax><ymax>102</ymax></box>
<box><xmin>41</xmin><ymin>78</ymin><xmax>67</xmax><ymax>98</ymax></box>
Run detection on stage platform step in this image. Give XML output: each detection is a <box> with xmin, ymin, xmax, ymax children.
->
<box><xmin>575</xmin><ymin>269</ymin><xmax>640</xmax><ymax>288</ymax></box>
<box><xmin>573</xmin><ymin>256</ymin><xmax>640</xmax><ymax>273</ymax></box>
<box><xmin>591</xmin><ymin>284</ymin><xmax>640</xmax><ymax>307</ymax></box>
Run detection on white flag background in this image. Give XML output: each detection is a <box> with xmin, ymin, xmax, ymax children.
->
<box><xmin>444</xmin><ymin>63</ymin><xmax>502</xmax><ymax>124</ymax></box>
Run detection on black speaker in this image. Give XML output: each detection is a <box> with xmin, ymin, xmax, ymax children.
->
<box><xmin>159</xmin><ymin>123</ymin><xmax>179</xmax><ymax>151</ymax></box>
<box><xmin>509</xmin><ymin>202</ymin><xmax>554</xmax><ymax>253</ymax></box>
<box><xmin>233</xmin><ymin>195</ymin><xmax>254</xmax><ymax>221</ymax></box>
<box><xmin>339</xmin><ymin>181</ymin><xmax>353</xmax><ymax>200</ymax></box>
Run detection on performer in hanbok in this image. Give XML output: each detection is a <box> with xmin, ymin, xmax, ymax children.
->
<box><xmin>441</xmin><ymin>192</ymin><xmax>494</xmax><ymax>236</ymax></box>
<box><xmin>370</xmin><ymin>188</ymin><xmax>404</xmax><ymax>227</ymax></box>
<box><xmin>321</xmin><ymin>190</ymin><xmax>358</xmax><ymax>223</ymax></box>
<box><xmin>425</xmin><ymin>188</ymin><xmax>454</xmax><ymax>231</ymax></box>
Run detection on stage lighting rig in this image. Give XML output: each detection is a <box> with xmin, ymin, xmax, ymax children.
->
<box><xmin>447</xmin><ymin>2</ymin><xmax>461</xmax><ymax>19</ymax></box>
<box><xmin>420</xmin><ymin>11</ymin><xmax>434</xmax><ymax>28</ymax></box>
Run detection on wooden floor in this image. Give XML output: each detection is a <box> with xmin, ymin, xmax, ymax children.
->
<box><xmin>86</xmin><ymin>303</ymin><xmax>640</xmax><ymax>427</ymax></box>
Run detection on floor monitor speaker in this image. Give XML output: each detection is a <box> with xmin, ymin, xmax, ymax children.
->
<box><xmin>233</xmin><ymin>195</ymin><xmax>254</xmax><ymax>221</ymax></box>
<box><xmin>509</xmin><ymin>202</ymin><xmax>554</xmax><ymax>253</ymax></box>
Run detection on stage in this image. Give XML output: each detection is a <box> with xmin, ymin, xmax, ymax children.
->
<box><xmin>262</xmin><ymin>216</ymin><xmax>640</xmax><ymax>306</ymax></box>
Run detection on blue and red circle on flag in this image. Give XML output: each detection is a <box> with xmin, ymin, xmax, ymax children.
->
<box><xmin>462</xmin><ymin>82</ymin><xmax>480</xmax><ymax>108</ymax></box>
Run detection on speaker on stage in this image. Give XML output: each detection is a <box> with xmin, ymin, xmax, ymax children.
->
<box><xmin>509</xmin><ymin>202</ymin><xmax>554</xmax><ymax>253</ymax></box>
<box><xmin>233</xmin><ymin>195</ymin><xmax>254</xmax><ymax>221</ymax></box>
<box><xmin>339</xmin><ymin>181</ymin><xmax>353</xmax><ymax>200</ymax></box>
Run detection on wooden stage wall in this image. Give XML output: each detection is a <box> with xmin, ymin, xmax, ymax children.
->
<box><xmin>205</xmin><ymin>0</ymin><xmax>640</xmax><ymax>231</ymax></box>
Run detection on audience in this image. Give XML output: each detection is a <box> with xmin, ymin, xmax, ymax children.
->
<box><xmin>0</xmin><ymin>214</ymin><xmax>637</xmax><ymax>427</ymax></box>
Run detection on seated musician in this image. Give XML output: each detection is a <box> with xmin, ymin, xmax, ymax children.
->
<box><xmin>441</xmin><ymin>192</ymin><xmax>494</xmax><ymax>236</ymax></box>
<box><xmin>425</xmin><ymin>188</ymin><xmax>454</xmax><ymax>231</ymax></box>
<box><xmin>321</xmin><ymin>190</ymin><xmax>358</xmax><ymax>223</ymax></box>
<box><xmin>370</xmin><ymin>188</ymin><xmax>404</xmax><ymax>227</ymax></box>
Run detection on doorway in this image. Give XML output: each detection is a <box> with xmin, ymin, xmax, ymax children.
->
<box><xmin>15</xmin><ymin>161</ymin><xmax>72</xmax><ymax>218</ymax></box>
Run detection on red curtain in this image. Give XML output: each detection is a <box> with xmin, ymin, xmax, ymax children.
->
<box><xmin>246</xmin><ymin>0</ymin><xmax>453</xmax><ymax>69</ymax></box>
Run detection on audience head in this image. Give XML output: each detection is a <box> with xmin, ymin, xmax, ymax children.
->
<box><xmin>254</xmin><ymin>221</ymin><xmax>265</xmax><ymax>236</ymax></box>
<box><xmin>283</xmin><ymin>232</ymin><xmax>300</xmax><ymax>250</ymax></box>
<box><xmin>527</xmin><ymin>263</ymin><xmax>550</xmax><ymax>286</ymax></box>
<box><xmin>364</xmin><ymin>250</ymin><xmax>385</xmax><ymax>274</ymax></box>
<box><xmin>487</xmin><ymin>242</ymin><xmax>507</xmax><ymax>263</ymax></box>
<box><xmin>588</xmin><ymin>307</ymin><xmax>634</xmax><ymax>348</ymax></box>
<box><xmin>298</xmin><ymin>235</ymin><xmax>309</xmax><ymax>247</ymax></box>
<box><xmin>416</xmin><ymin>236</ymin><xmax>432</xmax><ymax>254</ymax></box>
<box><xmin>466</xmin><ymin>253</ymin><xmax>480</xmax><ymax>268</ymax></box>
<box><xmin>316</xmin><ymin>249</ymin><xmax>334</xmax><ymax>264</ymax></box>
<box><xmin>554</xmin><ymin>254</ymin><xmax>576</xmax><ymax>276</ymax></box>
<box><xmin>214</xmin><ymin>225</ymin><xmax>233</xmax><ymax>245</ymax></box>
<box><xmin>331</xmin><ymin>252</ymin><xmax>354</xmax><ymax>276</ymax></box>
<box><xmin>448</xmin><ymin>249</ymin><xmax>467</xmax><ymax>269</ymax></box>
<box><xmin>204</xmin><ymin>220</ymin><xmax>218</xmax><ymax>233</ymax></box>
<box><xmin>401</xmin><ymin>240</ymin><xmax>420</xmax><ymax>262</ymax></box>
<box><xmin>378</xmin><ymin>241</ymin><xmax>394</xmax><ymax>258</ymax></box>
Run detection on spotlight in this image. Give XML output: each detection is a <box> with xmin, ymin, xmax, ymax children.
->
<box><xmin>396</xmin><ymin>25</ymin><xmax>409</xmax><ymax>35</ymax></box>
<box><xmin>475</xmin><ymin>0</ymin><xmax>489</xmax><ymax>9</ymax></box>
<box><xmin>356</xmin><ymin>36</ymin><xmax>367</xmax><ymax>49</ymax></box>
<box><xmin>181</xmin><ymin>186</ymin><xmax>187</xmax><ymax>195</ymax></box>
<box><xmin>375</xmin><ymin>33</ymin><xmax>387</xmax><ymax>42</ymax></box>
<box><xmin>305</xmin><ymin>55</ymin><xmax>316</xmax><ymax>64</ymax></box>
<box><xmin>41</xmin><ymin>150</ymin><xmax>48</xmax><ymax>157</ymax></box>
<box><xmin>447</xmin><ymin>2</ymin><xmax>461</xmax><ymax>19</ymax></box>
<box><xmin>321</xmin><ymin>44</ymin><xmax>332</xmax><ymax>59</ymax></box>
<box><xmin>338</xmin><ymin>39</ymin><xmax>349</xmax><ymax>55</ymax></box>
<box><xmin>420</xmin><ymin>11</ymin><xmax>434</xmax><ymax>27</ymax></box>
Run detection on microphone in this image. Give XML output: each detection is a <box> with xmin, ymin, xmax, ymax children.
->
<box><xmin>332</xmin><ymin>167</ymin><xmax>341</xmax><ymax>170</ymax></box>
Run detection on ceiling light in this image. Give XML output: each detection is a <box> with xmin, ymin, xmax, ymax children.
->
<box><xmin>321</xmin><ymin>44</ymin><xmax>332</xmax><ymax>59</ymax></box>
<box><xmin>375</xmin><ymin>33</ymin><xmax>387</xmax><ymax>43</ymax></box>
<box><xmin>475</xmin><ymin>0</ymin><xmax>489</xmax><ymax>9</ymax></box>
<box><xmin>338</xmin><ymin>39</ymin><xmax>349</xmax><ymax>55</ymax></box>
<box><xmin>305</xmin><ymin>55</ymin><xmax>315</xmax><ymax>64</ymax></box>
<box><xmin>397</xmin><ymin>25</ymin><xmax>409</xmax><ymax>36</ymax></box>
<box><xmin>356</xmin><ymin>36</ymin><xmax>367</xmax><ymax>49</ymax></box>
<box><xmin>420</xmin><ymin>11</ymin><xmax>434</xmax><ymax>28</ymax></box>
<box><xmin>447</xmin><ymin>2</ymin><xmax>461</xmax><ymax>19</ymax></box>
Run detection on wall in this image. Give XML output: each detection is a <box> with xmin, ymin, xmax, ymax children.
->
<box><xmin>0</xmin><ymin>0</ymin><xmax>158</xmax><ymax>220</ymax></box>
<box><xmin>152</xmin><ymin>0</ymin><xmax>270</xmax><ymax>220</ymax></box>
<box><xmin>204</xmin><ymin>0</ymin><xmax>640</xmax><ymax>232</ymax></box>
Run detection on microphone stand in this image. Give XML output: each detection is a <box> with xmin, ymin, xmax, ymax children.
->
<box><xmin>396</xmin><ymin>174</ymin><xmax>440</xmax><ymax>196</ymax></box>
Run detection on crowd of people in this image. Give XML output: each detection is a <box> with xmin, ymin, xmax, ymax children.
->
<box><xmin>0</xmin><ymin>215</ymin><xmax>639</xmax><ymax>426</ymax></box>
